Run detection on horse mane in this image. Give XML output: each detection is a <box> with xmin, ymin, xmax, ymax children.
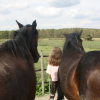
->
<box><xmin>1</xmin><ymin>27</ymin><xmax>33</xmax><ymax>62</ymax></box>
<box><xmin>63</xmin><ymin>32</ymin><xmax>82</xmax><ymax>54</ymax></box>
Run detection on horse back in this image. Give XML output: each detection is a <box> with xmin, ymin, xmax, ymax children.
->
<box><xmin>79</xmin><ymin>51</ymin><xmax>100</xmax><ymax>100</ymax></box>
<box><xmin>0</xmin><ymin>50</ymin><xmax>36</xmax><ymax>100</ymax></box>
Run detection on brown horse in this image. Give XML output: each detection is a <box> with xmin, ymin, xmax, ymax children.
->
<box><xmin>78</xmin><ymin>51</ymin><xmax>100</xmax><ymax>100</ymax></box>
<box><xmin>57</xmin><ymin>30</ymin><xmax>85</xmax><ymax>100</ymax></box>
<box><xmin>0</xmin><ymin>20</ymin><xmax>39</xmax><ymax>100</ymax></box>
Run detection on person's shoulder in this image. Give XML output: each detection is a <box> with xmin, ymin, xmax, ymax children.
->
<box><xmin>48</xmin><ymin>64</ymin><xmax>53</xmax><ymax>67</ymax></box>
<box><xmin>48</xmin><ymin>64</ymin><xmax>59</xmax><ymax>67</ymax></box>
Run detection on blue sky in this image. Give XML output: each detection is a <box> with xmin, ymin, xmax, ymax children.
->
<box><xmin>0</xmin><ymin>0</ymin><xmax>100</xmax><ymax>30</ymax></box>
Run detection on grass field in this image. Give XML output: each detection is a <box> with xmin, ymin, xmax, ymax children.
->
<box><xmin>0</xmin><ymin>38</ymin><xmax>100</xmax><ymax>95</ymax></box>
<box><xmin>38</xmin><ymin>38</ymin><xmax>100</xmax><ymax>55</ymax></box>
<box><xmin>36</xmin><ymin>38</ymin><xmax>100</xmax><ymax>83</ymax></box>
<box><xmin>0</xmin><ymin>38</ymin><xmax>100</xmax><ymax>70</ymax></box>
<box><xmin>0</xmin><ymin>38</ymin><xmax>100</xmax><ymax>83</ymax></box>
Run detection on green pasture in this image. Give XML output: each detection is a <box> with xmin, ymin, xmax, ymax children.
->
<box><xmin>0</xmin><ymin>38</ymin><xmax>100</xmax><ymax>70</ymax></box>
<box><xmin>0</xmin><ymin>38</ymin><xmax>100</xmax><ymax>95</ymax></box>
<box><xmin>36</xmin><ymin>38</ymin><xmax>100</xmax><ymax>94</ymax></box>
<box><xmin>0</xmin><ymin>38</ymin><xmax>100</xmax><ymax>68</ymax></box>
<box><xmin>35</xmin><ymin>38</ymin><xmax>100</xmax><ymax>79</ymax></box>
<box><xmin>36</xmin><ymin>38</ymin><xmax>100</xmax><ymax>72</ymax></box>
<box><xmin>38</xmin><ymin>38</ymin><xmax>100</xmax><ymax>54</ymax></box>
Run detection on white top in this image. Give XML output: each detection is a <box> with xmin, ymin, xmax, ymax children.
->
<box><xmin>46</xmin><ymin>64</ymin><xmax>59</xmax><ymax>81</ymax></box>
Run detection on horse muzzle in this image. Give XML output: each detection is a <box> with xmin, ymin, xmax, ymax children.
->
<box><xmin>34</xmin><ymin>53</ymin><xmax>40</xmax><ymax>63</ymax></box>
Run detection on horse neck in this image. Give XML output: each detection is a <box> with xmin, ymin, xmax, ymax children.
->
<box><xmin>1</xmin><ymin>35</ymin><xmax>32</xmax><ymax>62</ymax></box>
<box><xmin>63</xmin><ymin>43</ymin><xmax>83</xmax><ymax>57</ymax></box>
<box><xmin>19</xmin><ymin>33</ymin><xmax>31</xmax><ymax>50</ymax></box>
<box><xmin>16</xmin><ymin>34</ymin><xmax>32</xmax><ymax>54</ymax></box>
<box><xmin>13</xmin><ymin>35</ymin><xmax>29</xmax><ymax>50</ymax></box>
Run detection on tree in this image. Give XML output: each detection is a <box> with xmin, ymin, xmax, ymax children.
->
<box><xmin>84</xmin><ymin>34</ymin><xmax>92</xmax><ymax>41</ymax></box>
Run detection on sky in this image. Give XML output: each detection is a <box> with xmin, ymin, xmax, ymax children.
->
<box><xmin>0</xmin><ymin>0</ymin><xmax>100</xmax><ymax>30</ymax></box>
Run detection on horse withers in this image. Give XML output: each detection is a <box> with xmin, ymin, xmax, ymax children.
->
<box><xmin>58</xmin><ymin>30</ymin><xmax>84</xmax><ymax>100</ymax></box>
<box><xmin>0</xmin><ymin>20</ymin><xmax>39</xmax><ymax>100</ymax></box>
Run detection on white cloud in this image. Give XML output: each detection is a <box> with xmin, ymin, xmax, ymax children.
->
<box><xmin>12</xmin><ymin>3</ymin><xmax>29</xmax><ymax>10</ymax></box>
<box><xmin>64</xmin><ymin>8</ymin><xmax>100</xmax><ymax>22</ymax></box>
<box><xmin>0</xmin><ymin>25</ymin><xmax>17</xmax><ymax>30</ymax></box>
<box><xmin>39</xmin><ymin>23</ymin><xmax>58</xmax><ymax>27</ymax></box>
<box><xmin>73</xmin><ymin>9</ymin><xmax>89</xmax><ymax>19</ymax></box>
<box><xmin>80</xmin><ymin>20</ymin><xmax>91</xmax><ymax>27</ymax></box>
<box><xmin>64</xmin><ymin>9</ymin><xmax>90</xmax><ymax>19</ymax></box>
<box><xmin>90</xmin><ymin>10</ymin><xmax>100</xmax><ymax>21</ymax></box>
<box><xmin>0</xmin><ymin>3</ymin><xmax>29</xmax><ymax>14</ymax></box>
<box><xmin>31</xmin><ymin>6</ymin><xmax>62</xmax><ymax>18</ymax></box>
<box><xmin>63</xmin><ymin>22</ymin><xmax>76</xmax><ymax>27</ymax></box>
<box><xmin>46</xmin><ymin>0</ymin><xmax>80</xmax><ymax>8</ymax></box>
<box><xmin>0</xmin><ymin>16</ymin><xmax>5</xmax><ymax>21</ymax></box>
<box><xmin>81</xmin><ymin>20</ymin><xmax>91</xmax><ymax>24</ymax></box>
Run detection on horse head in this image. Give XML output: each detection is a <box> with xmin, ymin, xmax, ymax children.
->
<box><xmin>16</xmin><ymin>20</ymin><xmax>39</xmax><ymax>63</ymax></box>
<box><xmin>63</xmin><ymin>30</ymin><xmax>85</xmax><ymax>54</ymax></box>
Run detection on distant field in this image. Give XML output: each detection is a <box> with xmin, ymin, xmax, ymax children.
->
<box><xmin>35</xmin><ymin>38</ymin><xmax>100</xmax><ymax>72</ymax></box>
<box><xmin>92</xmin><ymin>38</ymin><xmax>100</xmax><ymax>41</ymax></box>
<box><xmin>0</xmin><ymin>38</ymin><xmax>100</xmax><ymax>71</ymax></box>
<box><xmin>38</xmin><ymin>38</ymin><xmax>100</xmax><ymax>54</ymax></box>
<box><xmin>1</xmin><ymin>38</ymin><xmax>100</xmax><ymax>60</ymax></box>
<box><xmin>0</xmin><ymin>39</ymin><xmax>9</xmax><ymax>44</ymax></box>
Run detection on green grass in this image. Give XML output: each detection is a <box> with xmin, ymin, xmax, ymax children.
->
<box><xmin>0</xmin><ymin>38</ymin><xmax>100</xmax><ymax>81</ymax></box>
<box><xmin>36</xmin><ymin>38</ymin><xmax>100</xmax><ymax>82</ymax></box>
<box><xmin>38</xmin><ymin>46</ymin><xmax>54</xmax><ymax>55</ymax></box>
<box><xmin>0</xmin><ymin>38</ymin><xmax>100</xmax><ymax>95</ymax></box>
<box><xmin>82</xmin><ymin>40</ymin><xmax>100</xmax><ymax>51</ymax></box>
<box><xmin>38</xmin><ymin>38</ymin><xmax>100</xmax><ymax>53</ymax></box>
<box><xmin>1</xmin><ymin>38</ymin><xmax>100</xmax><ymax>69</ymax></box>
<box><xmin>38</xmin><ymin>39</ymin><xmax>64</xmax><ymax>48</ymax></box>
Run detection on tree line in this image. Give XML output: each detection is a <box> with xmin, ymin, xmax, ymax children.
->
<box><xmin>0</xmin><ymin>28</ymin><xmax>100</xmax><ymax>39</ymax></box>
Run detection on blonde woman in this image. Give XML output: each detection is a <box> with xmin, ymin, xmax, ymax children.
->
<box><xmin>46</xmin><ymin>47</ymin><xmax>62</xmax><ymax>100</ymax></box>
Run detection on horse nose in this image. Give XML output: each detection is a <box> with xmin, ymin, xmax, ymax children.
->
<box><xmin>34</xmin><ymin>53</ymin><xmax>40</xmax><ymax>63</ymax></box>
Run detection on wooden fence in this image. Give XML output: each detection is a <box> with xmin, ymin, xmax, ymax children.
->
<box><xmin>35</xmin><ymin>50</ymin><xmax>49</xmax><ymax>94</ymax></box>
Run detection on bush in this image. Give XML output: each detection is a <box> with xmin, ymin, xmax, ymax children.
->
<box><xmin>36</xmin><ymin>77</ymin><xmax>50</xmax><ymax>95</ymax></box>
<box><xmin>36</xmin><ymin>77</ymin><xmax>42</xmax><ymax>95</ymax></box>
<box><xmin>84</xmin><ymin>34</ymin><xmax>92</xmax><ymax>41</ymax></box>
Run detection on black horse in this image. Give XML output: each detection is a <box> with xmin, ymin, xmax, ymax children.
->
<box><xmin>58</xmin><ymin>30</ymin><xmax>84</xmax><ymax>100</ymax></box>
<box><xmin>0</xmin><ymin>20</ymin><xmax>39</xmax><ymax>100</ymax></box>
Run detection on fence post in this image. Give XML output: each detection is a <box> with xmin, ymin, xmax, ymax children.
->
<box><xmin>41</xmin><ymin>50</ymin><xmax>45</xmax><ymax>94</ymax></box>
<box><xmin>90</xmin><ymin>45</ymin><xmax>91</xmax><ymax>49</ymax></box>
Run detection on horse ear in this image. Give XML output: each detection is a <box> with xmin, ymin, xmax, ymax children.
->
<box><xmin>16</xmin><ymin>20</ymin><xmax>23</xmax><ymax>28</ymax></box>
<box><xmin>32</xmin><ymin>20</ymin><xmax>37</xmax><ymax>31</ymax></box>
<box><xmin>63</xmin><ymin>34</ymin><xmax>68</xmax><ymax>38</ymax></box>
<box><xmin>78</xmin><ymin>29</ymin><xmax>83</xmax><ymax>37</ymax></box>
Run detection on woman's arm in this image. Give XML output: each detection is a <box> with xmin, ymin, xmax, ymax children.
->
<box><xmin>49</xmin><ymin>74</ymin><xmax>51</xmax><ymax>79</ymax></box>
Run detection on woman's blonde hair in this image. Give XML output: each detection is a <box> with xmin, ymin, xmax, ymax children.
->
<box><xmin>49</xmin><ymin>47</ymin><xmax>62</xmax><ymax>66</ymax></box>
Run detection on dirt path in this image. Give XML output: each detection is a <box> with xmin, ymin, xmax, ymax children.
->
<box><xmin>35</xmin><ymin>94</ymin><xmax>67</xmax><ymax>100</ymax></box>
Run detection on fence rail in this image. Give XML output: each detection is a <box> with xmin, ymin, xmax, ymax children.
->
<box><xmin>35</xmin><ymin>69</ymin><xmax>46</xmax><ymax>72</ymax></box>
